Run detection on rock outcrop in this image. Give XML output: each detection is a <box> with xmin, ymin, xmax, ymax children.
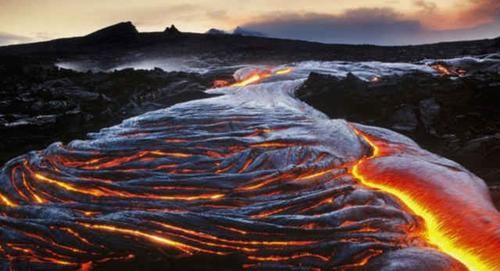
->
<box><xmin>296</xmin><ymin>71</ymin><xmax>500</xmax><ymax>189</ymax></box>
<box><xmin>0</xmin><ymin>61</ymin><xmax>215</xmax><ymax>164</ymax></box>
<box><xmin>164</xmin><ymin>24</ymin><xmax>181</xmax><ymax>35</ymax></box>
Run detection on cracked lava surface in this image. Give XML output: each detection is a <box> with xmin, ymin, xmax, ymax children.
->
<box><xmin>0</xmin><ymin>66</ymin><xmax>499</xmax><ymax>270</ymax></box>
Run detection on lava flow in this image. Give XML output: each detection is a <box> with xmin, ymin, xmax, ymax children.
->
<box><xmin>0</xmin><ymin>64</ymin><xmax>498</xmax><ymax>270</ymax></box>
<box><xmin>350</xmin><ymin>126</ymin><xmax>500</xmax><ymax>271</ymax></box>
<box><xmin>213</xmin><ymin>67</ymin><xmax>292</xmax><ymax>88</ymax></box>
<box><xmin>430</xmin><ymin>63</ymin><xmax>467</xmax><ymax>76</ymax></box>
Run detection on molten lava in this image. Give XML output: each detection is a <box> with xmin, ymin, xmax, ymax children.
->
<box><xmin>430</xmin><ymin>63</ymin><xmax>467</xmax><ymax>77</ymax></box>
<box><xmin>213</xmin><ymin>79</ymin><xmax>230</xmax><ymax>88</ymax></box>
<box><xmin>214</xmin><ymin>67</ymin><xmax>293</xmax><ymax>88</ymax></box>
<box><xmin>351</xmin><ymin>126</ymin><xmax>500</xmax><ymax>271</ymax></box>
<box><xmin>0</xmin><ymin>64</ymin><xmax>498</xmax><ymax>270</ymax></box>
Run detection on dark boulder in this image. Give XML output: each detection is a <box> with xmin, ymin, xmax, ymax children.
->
<box><xmin>390</xmin><ymin>104</ymin><xmax>418</xmax><ymax>132</ymax></box>
<box><xmin>454</xmin><ymin>134</ymin><xmax>500</xmax><ymax>183</ymax></box>
<box><xmin>418</xmin><ymin>97</ymin><xmax>440</xmax><ymax>133</ymax></box>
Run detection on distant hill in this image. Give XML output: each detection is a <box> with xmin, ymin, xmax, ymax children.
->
<box><xmin>206</xmin><ymin>28</ymin><xmax>227</xmax><ymax>35</ymax></box>
<box><xmin>84</xmin><ymin>21</ymin><xmax>139</xmax><ymax>43</ymax></box>
<box><xmin>233</xmin><ymin>26</ymin><xmax>267</xmax><ymax>37</ymax></box>
<box><xmin>0</xmin><ymin>21</ymin><xmax>498</xmax><ymax>65</ymax></box>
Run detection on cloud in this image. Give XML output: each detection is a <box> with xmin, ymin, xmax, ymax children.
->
<box><xmin>241</xmin><ymin>8</ymin><xmax>423</xmax><ymax>45</ymax></box>
<box><xmin>413</xmin><ymin>0</ymin><xmax>437</xmax><ymax>13</ymax></box>
<box><xmin>240</xmin><ymin>7</ymin><xmax>500</xmax><ymax>45</ymax></box>
<box><xmin>458</xmin><ymin>0</ymin><xmax>500</xmax><ymax>26</ymax></box>
<box><xmin>0</xmin><ymin>32</ymin><xmax>32</xmax><ymax>46</ymax></box>
<box><xmin>206</xmin><ymin>10</ymin><xmax>228</xmax><ymax>20</ymax></box>
<box><xmin>421</xmin><ymin>0</ymin><xmax>500</xmax><ymax>29</ymax></box>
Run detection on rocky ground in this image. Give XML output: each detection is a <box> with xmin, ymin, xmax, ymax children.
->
<box><xmin>296</xmin><ymin>71</ymin><xmax>500</xmax><ymax>206</ymax></box>
<box><xmin>0</xmin><ymin>58</ymin><xmax>221</xmax><ymax>164</ymax></box>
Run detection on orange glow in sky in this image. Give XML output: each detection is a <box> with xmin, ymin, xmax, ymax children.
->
<box><xmin>0</xmin><ymin>0</ymin><xmax>498</xmax><ymax>44</ymax></box>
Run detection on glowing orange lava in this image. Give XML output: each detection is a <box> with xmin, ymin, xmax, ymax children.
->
<box><xmin>214</xmin><ymin>67</ymin><xmax>293</xmax><ymax>88</ymax></box>
<box><xmin>350</xmin><ymin>126</ymin><xmax>500</xmax><ymax>271</ymax></box>
<box><xmin>430</xmin><ymin>63</ymin><xmax>466</xmax><ymax>77</ymax></box>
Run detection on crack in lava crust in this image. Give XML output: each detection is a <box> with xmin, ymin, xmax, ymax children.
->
<box><xmin>0</xmin><ymin>79</ymin><xmax>496</xmax><ymax>270</ymax></box>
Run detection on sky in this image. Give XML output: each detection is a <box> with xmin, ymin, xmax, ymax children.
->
<box><xmin>0</xmin><ymin>0</ymin><xmax>499</xmax><ymax>45</ymax></box>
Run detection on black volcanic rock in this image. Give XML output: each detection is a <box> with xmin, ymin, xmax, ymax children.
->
<box><xmin>455</xmin><ymin>134</ymin><xmax>500</xmax><ymax>182</ymax></box>
<box><xmin>164</xmin><ymin>24</ymin><xmax>181</xmax><ymax>35</ymax></box>
<box><xmin>0</xmin><ymin>61</ymin><xmax>217</xmax><ymax>164</ymax></box>
<box><xmin>296</xmin><ymin>71</ymin><xmax>500</xmax><ymax>187</ymax></box>
<box><xmin>83</xmin><ymin>21</ymin><xmax>139</xmax><ymax>43</ymax></box>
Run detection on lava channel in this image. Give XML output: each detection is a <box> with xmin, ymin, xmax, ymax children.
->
<box><xmin>350</xmin><ymin>124</ymin><xmax>500</xmax><ymax>271</ymax></box>
<box><xmin>0</xmin><ymin>65</ymin><xmax>498</xmax><ymax>271</ymax></box>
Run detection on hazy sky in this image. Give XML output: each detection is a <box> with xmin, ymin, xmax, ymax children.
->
<box><xmin>0</xmin><ymin>0</ymin><xmax>499</xmax><ymax>45</ymax></box>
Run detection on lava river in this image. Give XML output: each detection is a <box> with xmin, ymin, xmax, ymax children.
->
<box><xmin>0</xmin><ymin>63</ymin><xmax>499</xmax><ymax>271</ymax></box>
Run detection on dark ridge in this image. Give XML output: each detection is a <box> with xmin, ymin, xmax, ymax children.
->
<box><xmin>0</xmin><ymin>22</ymin><xmax>497</xmax><ymax>64</ymax></box>
<box><xmin>233</xmin><ymin>26</ymin><xmax>267</xmax><ymax>37</ymax></box>
<box><xmin>164</xmin><ymin>24</ymin><xmax>181</xmax><ymax>35</ymax></box>
<box><xmin>84</xmin><ymin>21</ymin><xmax>139</xmax><ymax>43</ymax></box>
<box><xmin>206</xmin><ymin>28</ymin><xmax>227</xmax><ymax>35</ymax></box>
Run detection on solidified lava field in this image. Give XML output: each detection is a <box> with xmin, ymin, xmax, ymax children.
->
<box><xmin>0</xmin><ymin>64</ymin><xmax>499</xmax><ymax>271</ymax></box>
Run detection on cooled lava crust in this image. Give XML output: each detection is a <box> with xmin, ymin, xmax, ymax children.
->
<box><xmin>0</xmin><ymin>79</ymin><xmax>498</xmax><ymax>271</ymax></box>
